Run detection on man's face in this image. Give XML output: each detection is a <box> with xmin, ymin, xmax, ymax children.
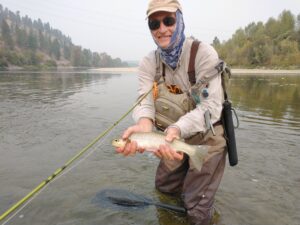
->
<box><xmin>149</xmin><ymin>11</ymin><xmax>176</xmax><ymax>49</ymax></box>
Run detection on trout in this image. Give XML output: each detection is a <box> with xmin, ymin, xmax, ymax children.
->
<box><xmin>112</xmin><ymin>132</ymin><xmax>208</xmax><ymax>171</ymax></box>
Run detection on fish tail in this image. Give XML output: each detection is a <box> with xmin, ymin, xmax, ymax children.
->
<box><xmin>189</xmin><ymin>145</ymin><xmax>208</xmax><ymax>171</ymax></box>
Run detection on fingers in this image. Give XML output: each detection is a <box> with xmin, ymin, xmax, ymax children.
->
<box><xmin>122</xmin><ymin>119</ymin><xmax>153</xmax><ymax>140</ymax></box>
<box><xmin>119</xmin><ymin>126</ymin><xmax>138</xmax><ymax>156</ymax></box>
<box><xmin>137</xmin><ymin>147</ymin><xmax>146</xmax><ymax>154</ymax></box>
<box><xmin>116</xmin><ymin>140</ymin><xmax>145</xmax><ymax>156</ymax></box>
<box><xmin>165</xmin><ymin>126</ymin><xmax>180</xmax><ymax>142</ymax></box>
<box><xmin>117</xmin><ymin>124</ymin><xmax>150</xmax><ymax>157</ymax></box>
<box><xmin>154</xmin><ymin>149</ymin><xmax>163</xmax><ymax>158</ymax></box>
<box><xmin>154</xmin><ymin>126</ymin><xmax>183</xmax><ymax>161</ymax></box>
<box><xmin>154</xmin><ymin>144</ymin><xmax>183</xmax><ymax>161</ymax></box>
<box><xmin>116</xmin><ymin>140</ymin><xmax>138</xmax><ymax>156</ymax></box>
<box><xmin>122</xmin><ymin>126</ymin><xmax>135</xmax><ymax>139</ymax></box>
<box><xmin>173</xmin><ymin>151</ymin><xmax>184</xmax><ymax>161</ymax></box>
<box><xmin>165</xmin><ymin>132</ymin><xmax>178</xmax><ymax>143</ymax></box>
<box><xmin>159</xmin><ymin>144</ymin><xmax>174</xmax><ymax>160</ymax></box>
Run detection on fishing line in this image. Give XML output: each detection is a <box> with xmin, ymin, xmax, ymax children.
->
<box><xmin>0</xmin><ymin>87</ymin><xmax>153</xmax><ymax>223</ymax></box>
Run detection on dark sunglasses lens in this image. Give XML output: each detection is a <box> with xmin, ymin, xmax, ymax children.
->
<box><xmin>163</xmin><ymin>17</ymin><xmax>176</xmax><ymax>26</ymax></box>
<box><xmin>148</xmin><ymin>19</ymin><xmax>160</xmax><ymax>30</ymax></box>
<box><xmin>148</xmin><ymin>17</ymin><xmax>176</xmax><ymax>30</ymax></box>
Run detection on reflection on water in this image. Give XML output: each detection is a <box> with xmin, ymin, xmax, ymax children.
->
<box><xmin>220</xmin><ymin>74</ymin><xmax>300</xmax><ymax>225</ymax></box>
<box><xmin>230</xmin><ymin>75</ymin><xmax>300</xmax><ymax>130</ymax></box>
<box><xmin>0</xmin><ymin>72</ymin><xmax>121</xmax><ymax>103</ymax></box>
<box><xmin>0</xmin><ymin>72</ymin><xmax>299</xmax><ymax>225</ymax></box>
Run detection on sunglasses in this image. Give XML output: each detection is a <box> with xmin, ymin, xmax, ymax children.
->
<box><xmin>148</xmin><ymin>16</ymin><xmax>176</xmax><ymax>31</ymax></box>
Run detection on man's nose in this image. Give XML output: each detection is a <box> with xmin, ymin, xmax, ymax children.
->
<box><xmin>158</xmin><ymin>21</ymin><xmax>168</xmax><ymax>32</ymax></box>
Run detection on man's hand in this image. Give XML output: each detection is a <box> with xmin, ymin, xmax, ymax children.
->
<box><xmin>154</xmin><ymin>126</ymin><xmax>184</xmax><ymax>161</ymax></box>
<box><xmin>115</xmin><ymin>118</ymin><xmax>153</xmax><ymax>156</ymax></box>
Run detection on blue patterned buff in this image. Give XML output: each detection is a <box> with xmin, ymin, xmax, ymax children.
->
<box><xmin>152</xmin><ymin>10</ymin><xmax>185</xmax><ymax>70</ymax></box>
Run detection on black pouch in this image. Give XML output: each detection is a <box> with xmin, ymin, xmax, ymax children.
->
<box><xmin>217</xmin><ymin>60</ymin><xmax>238</xmax><ymax>166</ymax></box>
<box><xmin>222</xmin><ymin>99</ymin><xmax>238</xmax><ymax>166</ymax></box>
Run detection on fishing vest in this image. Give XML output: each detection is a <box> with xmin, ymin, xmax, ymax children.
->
<box><xmin>153</xmin><ymin>40</ymin><xmax>238</xmax><ymax>166</ymax></box>
<box><xmin>153</xmin><ymin>40</ymin><xmax>229</xmax><ymax>131</ymax></box>
<box><xmin>153</xmin><ymin>40</ymin><xmax>201</xmax><ymax>131</ymax></box>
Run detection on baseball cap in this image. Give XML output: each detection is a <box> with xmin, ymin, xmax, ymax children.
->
<box><xmin>146</xmin><ymin>0</ymin><xmax>182</xmax><ymax>17</ymax></box>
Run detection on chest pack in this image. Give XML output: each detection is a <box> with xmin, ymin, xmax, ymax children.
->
<box><xmin>153</xmin><ymin>41</ymin><xmax>202</xmax><ymax>131</ymax></box>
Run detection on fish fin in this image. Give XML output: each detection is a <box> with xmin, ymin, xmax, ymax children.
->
<box><xmin>189</xmin><ymin>145</ymin><xmax>208</xmax><ymax>171</ymax></box>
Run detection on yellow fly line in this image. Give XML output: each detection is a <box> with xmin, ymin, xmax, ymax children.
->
<box><xmin>0</xmin><ymin>87</ymin><xmax>153</xmax><ymax>223</ymax></box>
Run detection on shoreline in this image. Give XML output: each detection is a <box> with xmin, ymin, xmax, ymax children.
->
<box><xmin>1</xmin><ymin>67</ymin><xmax>300</xmax><ymax>76</ymax></box>
<box><xmin>231</xmin><ymin>68</ymin><xmax>300</xmax><ymax>75</ymax></box>
<box><xmin>89</xmin><ymin>67</ymin><xmax>300</xmax><ymax>75</ymax></box>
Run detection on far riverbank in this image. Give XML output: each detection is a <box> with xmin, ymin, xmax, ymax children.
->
<box><xmin>89</xmin><ymin>67</ymin><xmax>300</xmax><ymax>75</ymax></box>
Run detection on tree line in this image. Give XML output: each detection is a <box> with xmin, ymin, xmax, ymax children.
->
<box><xmin>0</xmin><ymin>4</ymin><xmax>128</xmax><ymax>69</ymax></box>
<box><xmin>212</xmin><ymin>10</ymin><xmax>300</xmax><ymax>69</ymax></box>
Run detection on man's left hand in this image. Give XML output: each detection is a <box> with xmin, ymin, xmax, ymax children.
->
<box><xmin>153</xmin><ymin>126</ymin><xmax>184</xmax><ymax>161</ymax></box>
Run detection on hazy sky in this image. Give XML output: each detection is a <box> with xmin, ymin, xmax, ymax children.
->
<box><xmin>1</xmin><ymin>0</ymin><xmax>300</xmax><ymax>61</ymax></box>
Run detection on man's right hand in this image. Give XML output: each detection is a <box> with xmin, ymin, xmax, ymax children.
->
<box><xmin>115</xmin><ymin>118</ymin><xmax>153</xmax><ymax>156</ymax></box>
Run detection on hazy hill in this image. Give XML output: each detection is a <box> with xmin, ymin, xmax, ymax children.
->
<box><xmin>1</xmin><ymin>6</ymin><xmax>299</xmax><ymax>70</ymax></box>
<box><xmin>0</xmin><ymin>4</ymin><xmax>128</xmax><ymax>70</ymax></box>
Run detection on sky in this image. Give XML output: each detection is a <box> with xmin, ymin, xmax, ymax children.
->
<box><xmin>0</xmin><ymin>0</ymin><xmax>300</xmax><ymax>61</ymax></box>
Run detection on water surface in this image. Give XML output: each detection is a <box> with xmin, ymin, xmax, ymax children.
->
<box><xmin>0</xmin><ymin>71</ymin><xmax>299</xmax><ymax>225</ymax></box>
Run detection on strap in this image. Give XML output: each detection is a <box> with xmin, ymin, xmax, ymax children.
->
<box><xmin>154</xmin><ymin>50</ymin><xmax>166</xmax><ymax>83</ymax></box>
<box><xmin>221</xmin><ymin>74</ymin><xmax>228</xmax><ymax>100</ymax></box>
<box><xmin>154</xmin><ymin>50</ymin><xmax>161</xmax><ymax>82</ymax></box>
<box><xmin>216</xmin><ymin>60</ymin><xmax>231</xmax><ymax>101</ymax></box>
<box><xmin>188</xmin><ymin>40</ymin><xmax>201</xmax><ymax>85</ymax></box>
<box><xmin>162</xmin><ymin>63</ymin><xmax>166</xmax><ymax>81</ymax></box>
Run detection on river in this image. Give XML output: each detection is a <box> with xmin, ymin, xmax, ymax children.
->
<box><xmin>0</xmin><ymin>71</ymin><xmax>299</xmax><ymax>225</ymax></box>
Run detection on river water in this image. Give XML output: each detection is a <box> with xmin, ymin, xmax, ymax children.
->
<box><xmin>0</xmin><ymin>71</ymin><xmax>299</xmax><ymax>225</ymax></box>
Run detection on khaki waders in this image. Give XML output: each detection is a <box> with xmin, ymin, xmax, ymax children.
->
<box><xmin>155</xmin><ymin>123</ymin><xmax>227</xmax><ymax>225</ymax></box>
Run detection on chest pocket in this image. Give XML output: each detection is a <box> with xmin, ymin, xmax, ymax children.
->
<box><xmin>154</xmin><ymin>79</ymin><xmax>195</xmax><ymax>131</ymax></box>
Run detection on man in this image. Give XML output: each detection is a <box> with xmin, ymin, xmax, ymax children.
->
<box><xmin>116</xmin><ymin>0</ymin><xmax>227</xmax><ymax>224</ymax></box>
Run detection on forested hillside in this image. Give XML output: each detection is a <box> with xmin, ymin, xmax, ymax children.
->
<box><xmin>213</xmin><ymin>10</ymin><xmax>300</xmax><ymax>69</ymax></box>
<box><xmin>0</xmin><ymin>4</ymin><xmax>128</xmax><ymax>70</ymax></box>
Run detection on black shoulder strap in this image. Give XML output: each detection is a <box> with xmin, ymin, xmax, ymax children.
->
<box><xmin>188</xmin><ymin>40</ymin><xmax>201</xmax><ymax>85</ymax></box>
<box><xmin>155</xmin><ymin>50</ymin><xmax>166</xmax><ymax>83</ymax></box>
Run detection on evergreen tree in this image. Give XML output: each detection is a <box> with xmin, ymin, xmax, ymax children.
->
<box><xmin>38</xmin><ymin>29</ymin><xmax>47</xmax><ymax>51</ymax></box>
<box><xmin>1</xmin><ymin>19</ymin><xmax>14</xmax><ymax>49</ymax></box>
<box><xmin>51</xmin><ymin>38</ymin><xmax>60</xmax><ymax>60</ymax></box>
<box><xmin>81</xmin><ymin>48</ymin><xmax>92</xmax><ymax>66</ymax></box>
<box><xmin>27</xmin><ymin>29</ymin><xmax>38</xmax><ymax>51</ymax></box>
<box><xmin>296</xmin><ymin>14</ymin><xmax>300</xmax><ymax>49</ymax></box>
<box><xmin>15</xmin><ymin>25</ymin><xmax>27</xmax><ymax>47</ymax></box>
<box><xmin>63</xmin><ymin>42</ymin><xmax>71</xmax><ymax>60</ymax></box>
<box><xmin>92</xmin><ymin>52</ymin><xmax>100</xmax><ymax>67</ymax></box>
<box><xmin>212</xmin><ymin>36</ymin><xmax>221</xmax><ymax>47</ymax></box>
<box><xmin>71</xmin><ymin>46</ymin><xmax>81</xmax><ymax>66</ymax></box>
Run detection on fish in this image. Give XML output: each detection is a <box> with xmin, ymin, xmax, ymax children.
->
<box><xmin>112</xmin><ymin>132</ymin><xmax>208</xmax><ymax>171</ymax></box>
